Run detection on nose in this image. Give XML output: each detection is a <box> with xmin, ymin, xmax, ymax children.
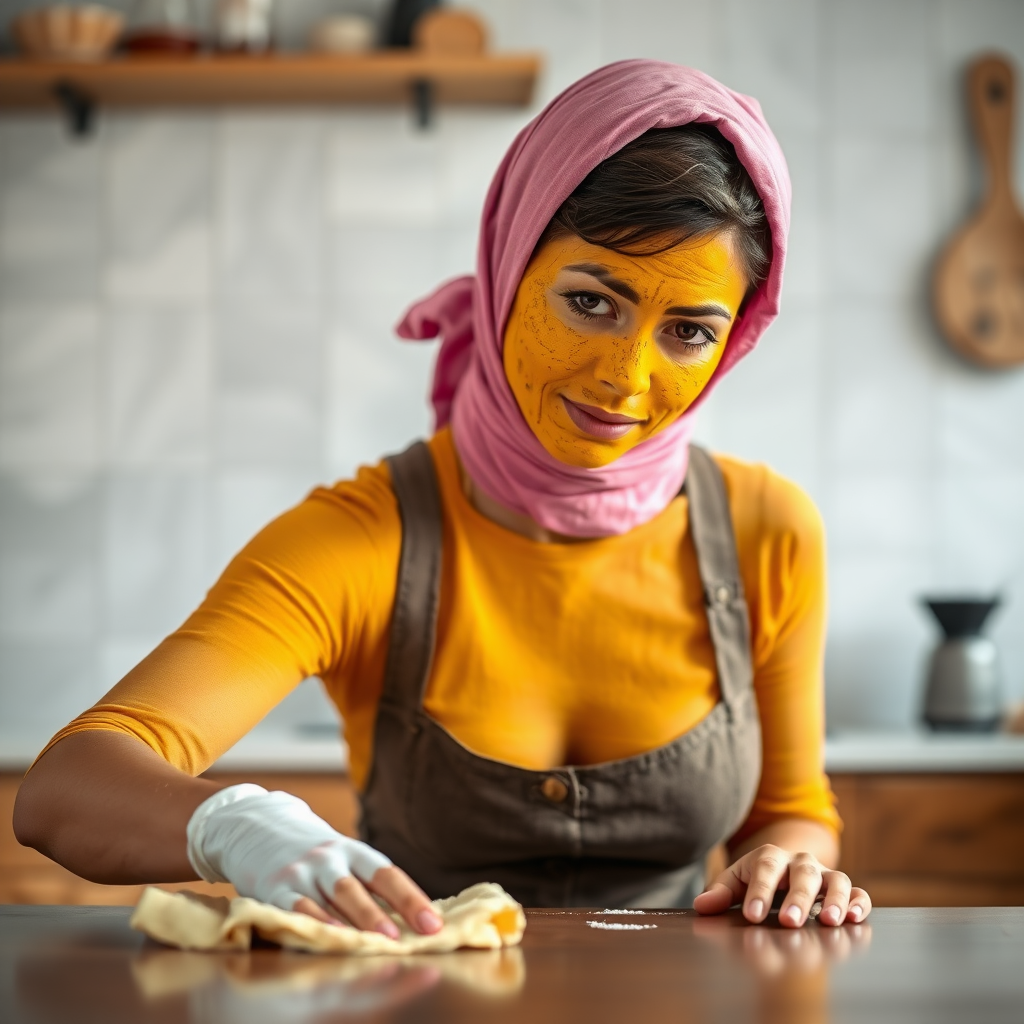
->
<box><xmin>594</xmin><ymin>332</ymin><xmax>653</xmax><ymax>399</ymax></box>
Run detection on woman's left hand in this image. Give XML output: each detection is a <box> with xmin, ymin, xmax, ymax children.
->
<box><xmin>692</xmin><ymin>844</ymin><xmax>872</xmax><ymax>928</ymax></box>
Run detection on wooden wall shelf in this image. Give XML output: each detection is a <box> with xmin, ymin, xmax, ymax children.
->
<box><xmin>0</xmin><ymin>52</ymin><xmax>541</xmax><ymax>132</ymax></box>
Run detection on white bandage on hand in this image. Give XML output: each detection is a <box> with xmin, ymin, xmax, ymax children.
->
<box><xmin>186</xmin><ymin>784</ymin><xmax>392</xmax><ymax>915</ymax></box>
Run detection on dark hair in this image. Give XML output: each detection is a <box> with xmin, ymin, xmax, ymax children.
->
<box><xmin>539</xmin><ymin>124</ymin><xmax>772</xmax><ymax>294</ymax></box>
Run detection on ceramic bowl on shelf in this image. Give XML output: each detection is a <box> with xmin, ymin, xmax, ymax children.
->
<box><xmin>308</xmin><ymin>14</ymin><xmax>376</xmax><ymax>55</ymax></box>
<box><xmin>12</xmin><ymin>4</ymin><xmax>124</xmax><ymax>61</ymax></box>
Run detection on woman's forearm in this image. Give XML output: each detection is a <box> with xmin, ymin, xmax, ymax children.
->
<box><xmin>13</xmin><ymin>730</ymin><xmax>224</xmax><ymax>884</ymax></box>
<box><xmin>729</xmin><ymin>818</ymin><xmax>840</xmax><ymax>869</ymax></box>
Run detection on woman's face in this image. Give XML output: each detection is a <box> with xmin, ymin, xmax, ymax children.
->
<box><xmin>503</xmin><ymin>231</ymin><xmax>749</xmax><ymax>469</ymax></box>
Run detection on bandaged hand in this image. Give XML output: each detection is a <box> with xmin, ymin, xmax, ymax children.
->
<box><xmin>186</xmin><ymin>784</ymin><xmax>442</xmax><ymax>938</ymax></box>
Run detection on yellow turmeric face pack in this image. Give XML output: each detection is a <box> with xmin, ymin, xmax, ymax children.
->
<box><xmin>502</xmin><ymin>233</ymin><xmax>748</xmax><ymax>469</ymax></box>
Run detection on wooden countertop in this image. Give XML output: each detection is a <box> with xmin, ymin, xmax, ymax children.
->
<box><xmin>2</xmin><ymin>904</ymin><xmax>1022</xmax><ymax>1022</ymax></box>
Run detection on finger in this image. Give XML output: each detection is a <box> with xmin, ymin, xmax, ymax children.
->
<box><xmin>291</xmin><ymin>894</ymin><xmax>345</xmax><ymax>925</ymax></box>
<box><xmin>816</xmin><ymin>870</ymin><xmax>853</xmax><ymax>928</ymax></box>
<box><xmin>845</xmin><ymin>887</ymin><xmax>872</xmax><ymax>923</ymax></box>
<box><xmin>327</xmin><ymin>875</ymin><xmax>402</xmax><ymax>939</ymax></box>
<box><xmin>366</xmin><ymin>865</ymin><xmax>443</xmax><ymax>935</ymax></box>
<box><xmin>693</xmin><ymin>852</ymin><xmax>758</xmax><ymax>917</ymax></box>
<box><xmin>345</xmin><ymin>839</ymin><xmax>393</xmax><ymax>882</ymax></box>
<box><xmin>692</xmin><ymin>881</ymin><xmax>738</xmax><ymax>916</ymax></box>
<box><xmin>778</xmin><ymin>854</ymin><xmax>824</xmax><ymax>928</ymax></box>
<box><xmin>741</xmin><ymin>847</ymin><xmax>791</xmax><ymax>923</ymax></box>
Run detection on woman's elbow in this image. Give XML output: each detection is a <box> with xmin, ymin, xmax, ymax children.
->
<box><xmin>12</xmin><ymin>766</ymin><xmax>54</xmax><ymax>853</ymax></box>
<box><xmin>12</xmin><ymin>737</ymin><xmax>82</xmax><ymax>855</ymax></box>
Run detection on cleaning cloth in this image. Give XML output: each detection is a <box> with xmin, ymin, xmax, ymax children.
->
<box><xmin>130</xmin><ymin>881</ymin><xmax>526</xmax><ymax>955</ymax></box>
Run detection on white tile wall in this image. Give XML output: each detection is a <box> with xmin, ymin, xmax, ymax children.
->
<box><xmin>0</xmin><ymin>473</ymin><xmax>98</xmax><ymax>641</ymax></box>
<box><xmin>820</xmin><ymin>298</ymin><xmax>938</xmax><ymax>475</ymax></box>
<box><xmin>102</xmin><ymin>472</ymin><xmax>209</xmax><ymax>636</ymax></box>
<box><xmin>1</xmin><ymin>0</ymin><xmax>1024</xmax><ymax>749</ymax></box>
<box><xmin>0</xmin><ymin>304</ymin><xmax>100</xmax><ymax>471</ymax></box>
<box><xmin>600</xmin><ymin>0</ymin><xmax>726</xmax><ymax>81</ymax></box>
<box><xmin>773</xmin><ymin>133</ymin><xmax>822</xmax><ymax>302</ymax></box>
<box><xmin>328</xmin><ymin>111</ymin><xmax>443</xmax><ymax>226</ymax></box>
<box><xmin>104</xmin><ymin>115</ymin><xmax>215</xmax><ymax>302</ymax></box>
<box><xmin>325</xmin><ymin>302</ymin><xmax>437</xmax><ymax>479</ymax></box>
<box><xmin>826</xmin><ymin>0</ymin><xmax>935</xmax><ymax>138</ymax></box>
<box><xmin>935</xmin><ymin>358</ymin><xmax>1024</xmax><ymax>473</ymax></box>
<box><xmin>215</xmin><ymin>297</ymin><xmax>322</xmax><ymax>469</ymax></box>
<box><xmin>826</xmin><ymin>136</ymin><xmax>935</xmax><ymax>300</ymax></box>
<box><xmin>433</xmin><ymin>111</ymin><xmax>529</xmax><ymax>222</ymax></box>
<box><xmin>826</xmin><ymin>474</ymin><xmax>933</xmax><ymax>555</ymax></box>
<box><xmin>219</xmin><ymin>112</ymin><xmax>327</xmax><ymax>298</ymax></box>
<box><xmin>0</xmin><ymin>118</ymin><xmax>101</xmax><ymax>301</ymax></box>
<box><xmin>723</xmin><ymin>0</ymin><xmax>822</xmax><ymax>135</ymax></box>
<box><xmin>328</xmin><ymin>223</ymin><xmax>474</xmax><ymax>302</ymax></box>
<box><xmin>104</xmin><ymin>305</ymin><xmax>211</xmax><ymax>468</ymax></box>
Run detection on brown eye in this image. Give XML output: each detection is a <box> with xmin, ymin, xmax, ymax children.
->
<box><xmin>563</xmin><ymin>291</ymin><xmax>614</xmax><ymax>319</ymax></box>
<box><xmin>674</xmin><ymin>322</ymin><xmax>703</xmax><ymax>342</ymax></box>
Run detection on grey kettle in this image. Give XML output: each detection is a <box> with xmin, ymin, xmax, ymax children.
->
<box><xmin>921</xmin><ymin>598</ymin><xmax>1003</xmax><ymax>731</ymax></box>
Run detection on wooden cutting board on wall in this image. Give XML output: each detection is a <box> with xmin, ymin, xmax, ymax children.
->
<box><xmin>934</xmin><ymin>54</ymin><xmax>1024</xmax><ymax>368</ymax></box>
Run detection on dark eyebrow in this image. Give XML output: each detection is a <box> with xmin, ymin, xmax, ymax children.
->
<box><xmin>562</xmin><ymin>263</ymin><xmax>641</xmax><ymax>305</ymax></box>
<box><xmin>665</xmin><ymin>303</ymin><xmax>733</xmax><ymax>320</ymax></box>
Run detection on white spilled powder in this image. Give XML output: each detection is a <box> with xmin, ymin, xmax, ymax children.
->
<box><xmin>585</xmin><ymin>920</ymin><xmax>658</xmax><ymax>931</ymax></box>
<box><xmin>592</xmin><ymin>909</ymin><xmax>647</xmax><ymax>915</ymax></box>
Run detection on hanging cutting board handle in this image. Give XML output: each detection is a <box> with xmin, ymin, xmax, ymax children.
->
<box><xmin>969</xmin><ymin>55</ymin><xmax>1017</xmax><ymax>210</ymax></box>
<box><xmin>932</xmin><ymin>52</ymin><xmax>1024</xmax><ymax>368</ymax></box>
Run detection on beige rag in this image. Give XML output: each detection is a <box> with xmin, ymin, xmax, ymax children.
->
<box><xmin>130</xmin><ymin>881</ymin><xmax>526</xmax><ymax>955</ymax></box>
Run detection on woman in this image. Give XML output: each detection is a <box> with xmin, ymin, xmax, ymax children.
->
<box><xmin>14</xmin><ymin>60</ymin><xmax>870</xmax><ymax>936</ymax></box>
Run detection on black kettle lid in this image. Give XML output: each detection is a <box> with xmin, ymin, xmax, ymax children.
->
<box><xmin>921</xmin><ymin>597</ymin><xmax>1001</xmax><ymax>638</ymax></box>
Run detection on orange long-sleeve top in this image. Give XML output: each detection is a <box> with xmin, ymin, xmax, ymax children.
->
<box><xmin>46</xmin><ymin>428</ymin><xmax>840</xmax><ymax>844</ymax></box>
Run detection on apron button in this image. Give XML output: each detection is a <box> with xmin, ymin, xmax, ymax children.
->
<box><xmin>714</xmin><ymin>584</ymin><xmax>731</xmax><ymax>605</ymax></box>
<box><xmin>541</xmin><ymin>776</ymin><xmax>569</xmax><ymax>803</ymax></box>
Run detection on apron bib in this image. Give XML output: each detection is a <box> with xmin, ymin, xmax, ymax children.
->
<box><xmin>359</xmin><ymin>442</ymin><xmax>761</xmax><ymax>907</ymax></box>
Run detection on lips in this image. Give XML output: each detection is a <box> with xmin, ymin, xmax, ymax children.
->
<box><xmin>561</xmin><ymin>397</ymin><xmax>645</xmax><ymax>440</ymax></box>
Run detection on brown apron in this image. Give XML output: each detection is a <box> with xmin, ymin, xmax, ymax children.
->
<box><xmin>359</xmin><ymin>442</ymin><xmax>762</xmax><ymax>907</ymax></box>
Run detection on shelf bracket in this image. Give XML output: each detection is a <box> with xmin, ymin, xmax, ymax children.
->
<box><xmin>53</xmin><ymin>80</ymin><xmax>95</xmax><ymax>138</ymax></box>
<box><xmin>411</xmin><ymin>78</ymin><xmax>433</xmax><ymax>130</ymax></box>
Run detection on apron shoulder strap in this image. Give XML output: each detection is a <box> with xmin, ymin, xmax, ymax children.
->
<box><xmin>382</xmin><ymin>440</ymin><xmax>443</xmax><ymax>712</ymax></box>
<box><xmin>684</xmin><ymin>446</ymin><xmax>755</xmax><ymax>711</ymax></box>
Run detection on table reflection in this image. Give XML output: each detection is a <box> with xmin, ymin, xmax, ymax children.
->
<box><xmin>15</xmin><ymin>937</ymin><xmax>524</xmax><ymax>1023</ymax></box>
<box><xmin>133</xmin><ymin>944</ymin><xmax>524</xmax><ymax>1022</ymax></box>
<box><xmin>692</xmin><ymin>914</ymin><xmax>873</xmax><ymax>1024</ymax></box>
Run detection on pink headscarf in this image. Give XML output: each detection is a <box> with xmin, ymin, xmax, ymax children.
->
<box><xmin>397</xmin><ymin>60</ymin><xmax>791</xmax><ymax>537</ymax></box>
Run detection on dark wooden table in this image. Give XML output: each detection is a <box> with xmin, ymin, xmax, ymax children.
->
<box><xmin>2</xmin><ymin>904</ymin><xmax>1022</xmax><ymax>1023</ymax></box>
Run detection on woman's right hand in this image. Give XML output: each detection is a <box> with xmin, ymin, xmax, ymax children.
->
<box><xmin>187</xmin><ymin>784</ymin><xmax>442</xmax><ymax>939</ymax></box>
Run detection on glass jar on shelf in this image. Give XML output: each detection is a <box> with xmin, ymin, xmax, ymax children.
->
<box><xmin>214</xmin><ymin>0</ymin><xmax>275</xmax><ymax>54</ymax></box>
<box><xmin>123</xmin><ymin>0</ymin><xmax>202</xmax><ymax>55</ymax></box>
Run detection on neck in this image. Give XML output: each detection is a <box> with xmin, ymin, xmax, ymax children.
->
<box><xmin>454</xmin><ymin>453</ymin><xmax>588</xmax><ymax>545</ymax></box>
